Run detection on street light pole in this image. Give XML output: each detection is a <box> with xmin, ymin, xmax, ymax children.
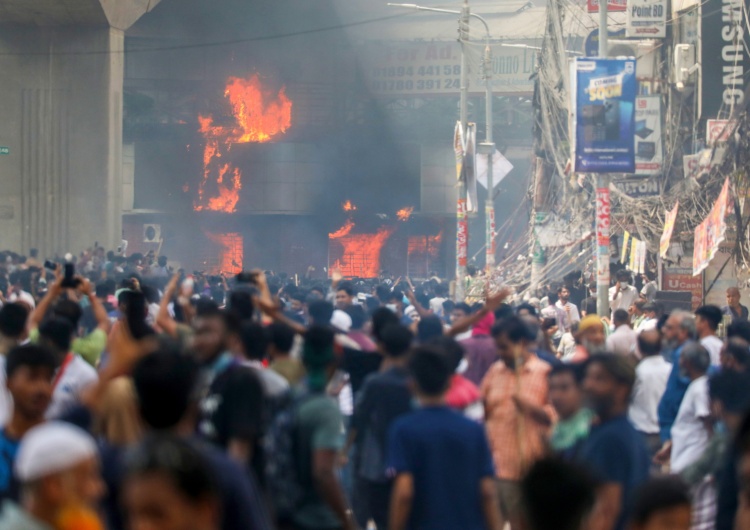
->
<box><xmin>595</xmin><ymin>0</ymin><xmax>610</xmax><ymax>317</ymax></box>
<box><xmin>388</xmin><ymin>1</ymin><xmax>494</xmax><ymax>295</ymax></box>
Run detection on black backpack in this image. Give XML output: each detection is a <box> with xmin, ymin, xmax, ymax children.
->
<box><xmin>263</xmin><ymin>391</ymin><xmax>311</xmax><ymax>519</ymax></box>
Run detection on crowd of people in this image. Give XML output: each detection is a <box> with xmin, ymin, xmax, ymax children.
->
<box><xmin>0</xmin><ymin>246</ymin><xmax>750</xmax><ymax>530</ymax></box>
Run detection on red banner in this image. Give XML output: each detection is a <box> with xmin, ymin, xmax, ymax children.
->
<box><xmin>457</xmin><ymin>198</ymin><xmax>468</xmax><ymax>268</ymax></box>
<box><xmin>596</xmin><ymin>187</ymin><xmax>610</xmax><ymax>247</ymax></box>
<box><xmin>587</xmin><ymin>0</ymin><xmax>627</xmax><ymax>12</ymax></box>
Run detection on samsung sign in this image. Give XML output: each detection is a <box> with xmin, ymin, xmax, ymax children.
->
<box><xmin>702</xmin><ymin>0</ymin><xmax>748</xmax><ymax>119</ymax></box>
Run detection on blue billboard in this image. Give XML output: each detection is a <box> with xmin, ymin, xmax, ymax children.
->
<box><xmin>572</xmin><ymin>58</ymin><xmax>637</xmax><ymax>173</ymax></box>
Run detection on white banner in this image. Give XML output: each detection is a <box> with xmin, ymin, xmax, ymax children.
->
<box><xmin>627</xmin><ymin>0</ymin><xmax>667</xmax><ymax>38</ymax></box>
<box><xmin>635</xmin><ymin>96</ymin><xmax>663</xmax><ymax>175</ymax></box>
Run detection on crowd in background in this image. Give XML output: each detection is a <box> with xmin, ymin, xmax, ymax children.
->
<box><xmin>0</xmin><ymin>245</ymin><xmax>750</xmax><ymax>530</ymax></box>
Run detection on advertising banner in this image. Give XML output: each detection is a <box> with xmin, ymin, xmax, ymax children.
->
<box><xmin>572</xmin><ymin>58</ymin><xmax>637</xmax><ymax>173</ymax></box>
<box><xmin>693</xmin><ymin>178</ymin><xmax>731</xmax><ymax>276</ymax></box>
<box><xmin>627</xmin><ymin>0</ymin><xmax>667</xmax><ymax>37</ymax></box>
<box><xmin>701</xmin><ymin>0</ymin><xmax>748</xmax><ymax>120</ymax></box>
<box><xmin>588</xmin><ymin>0</ymin><xmax>627</xmax><ymax>13</ymax></box>
<box><xmin>621</xmin><ymin>231</ymin><xmax>631</xmax><ymax>263</ymax></box>
<box><xmin>706</xmin><ymin>119</ymin><xmax>736</xmax><ymax>145</ymax></box>
<box><xmin>613</xmin><ymin>177</ymin><xmax>660</xmax><ymax>197</ymax></box>
<box><xmin>660</xmin><ymin>201</ymin><xmax>679</xmax><ymax>258</ymax></box>
<box><xmin>663</xmin><ymin>265</ymin><xmax>703</xmax><ymax>310</ymax></box>
<box><xmin>634</xmin><ymin>96</ymin><xmax>663</xmax><ymax>174</ymax></box>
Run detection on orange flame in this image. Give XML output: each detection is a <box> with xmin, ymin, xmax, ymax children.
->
<box><xmin>205</xmin><ymin>232</ymin><xmax>244</xmax><ymax>274</ymax></box>
<box><xmin>408</xmin><ymin>231</ymin><xmax>444</xmax><ymax>257</ymax></box>
<box><xmin>329</xmin><ymin>219</ymin><xmax>355</xmax><ymax>239</ymax></box>
<box><xmin>194</xmin><ymin>74</ymin><xmax>293</xmax><ymax>212</ymax></box>
<box><xmin>329</xmin><ymin>227</ymin><xmax>395</xmax><ymax>278</ymax></box>
<box><xmin>396</xmin><ymin>207</ymin><xmax>414</xmax><ymax>221</ymax></box>
<box><xmin>342</xmin><ymin>200</ymin><xmax>357</xmax><ymax>212</ymax></box>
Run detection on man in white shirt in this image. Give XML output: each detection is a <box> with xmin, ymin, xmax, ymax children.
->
<box><xmin>606</xmin><ymin>309</ymin><xmax>638</xmax><ymax>358</ymax></box>
<box><xmin>0</xmin><ymin>303</ymin><xmax>30</xmax><ymax>426</ymax></box>
<box><xmin>635</xmin><ymin>303</ymin><xmax>659</xmax><ymax>334</ymax></box>
<box><xmin>656</xmin><ymin>343</ymin><xmax>711</xmax><ymax>472</ymax></box>
<box><xmin>640</xmin><ymin>272</ymin><xmax>658</xmax><ymax>303</ymax></box>
<box><xmin>555</xmin><ymin>286</ymin><xmax>580</xmax><ymax>333</ymax></box>
<box><xmin>37</xmin><ymin>318</ymin><xmax>98</xmax><ymax>419</ymax></box>
<box><xmin>628</xmin><ymin>329</ymin><xmax>671</xmax><ymax>456</ymax></box>
<box><xmin>609</xmin><ymin>270</ymin><xmax>639</xmax><ymax>319</ymax></box>
<box><xmin>695</xmin><ymin>305</ymin><xmax>724</xmax><ymax>366</ymax></box>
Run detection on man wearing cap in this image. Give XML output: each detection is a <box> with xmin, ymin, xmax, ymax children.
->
<box><xmin>567</xmin><ymin>315</ymin><xmax>606</xmax><ymax>363</ymax></box>
<box><xmin>0</xmin><ymin>421</ymin><xmax>105</xmax><ymax>529</ymax></box>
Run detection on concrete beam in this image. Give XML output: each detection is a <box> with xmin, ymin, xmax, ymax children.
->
<box><xmin>99</xmin><ymin>0</ymin><xmax>161</xmax><ymax>31</ymax></box>
<box><xmin>0</xmin><ymin>0</ymin><xmax>160</xmax><ymax>29</ymax></box>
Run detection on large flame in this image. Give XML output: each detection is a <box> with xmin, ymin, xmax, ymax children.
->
<box><xmin>194</xmin><ymin>74</ymin><xmax>293</xmax><ymax>212</ymax></box>
<box><xmin>408</xmin><ymin>231</ymin><xmax>443</xmax><ymax>258</ymax></box>
<box><xmin>329</xmin><ymin>218</ymin><xmax>394</xmax><ymax>278</ymax></box>
<box><xmin>204</xmin><ymin>232</ymin><xmax>244</xmax><ymax>274</ymax></box>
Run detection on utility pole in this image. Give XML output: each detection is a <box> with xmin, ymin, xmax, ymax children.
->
<box><xmin>388</xmin><ymin>1</ymin><xmax>492</xmax><ymax>300</ymax></box>
<box><xmin>595</xmin><ymin>0</ymin><xmax>610</xmax><ymax>317</ymax></box>
<box><xmin>456</xmin><ymin>0</ymin><xmax>470</xmax><ymax>301</ymax></box>
<box><xmin>480</xmin><ymin>40</ymin><xmax>495</xmax><ymax>273</ymax></box>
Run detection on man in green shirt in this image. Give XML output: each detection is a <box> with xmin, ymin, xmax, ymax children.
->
<box><xmin>286</xmin><ymin>326</ymin><xmax>355</xmax><ymax>530</ymax></box>
<box><xmin>28</xmin><ymin>275</ymin><xmax>110</xmax><ymax>366</ymax></box>
<box><xmin>548</xmin><ymin>364</ymin><xmax>593</xmax><ymax>459</ymax></box>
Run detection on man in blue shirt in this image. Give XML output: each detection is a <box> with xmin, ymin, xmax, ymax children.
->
<box><xmin>656</xmin><ymin>311</ymin><xmax>696</xmax><ymax>457</ymax></box>
<box><xmin>387</xmin><ymin>346</ymin><xmax>502</xmax><ymax>530</ymax></box>
<box><xmin>578</xmin><ymin>354</ymin><xmax>650</xmax><ymax>530</ymax></box>
<box><xmin>0</xmin><ymin>345</ymin><xmax>56</xmax><ymax>503</ymax></box>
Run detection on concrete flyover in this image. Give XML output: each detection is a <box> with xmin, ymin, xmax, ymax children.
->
<box><xmin>0</xmin><ymin>0</ymin><xmax>160</xmax><ymax>255</ymax></box>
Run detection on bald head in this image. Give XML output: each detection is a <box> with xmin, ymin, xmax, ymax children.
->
<box><xmin>728</xmin><ymin>287</ymin><xmax>742</xmax><ymax>309</ymax></box>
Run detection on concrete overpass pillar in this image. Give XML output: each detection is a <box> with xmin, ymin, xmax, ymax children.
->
<box><xmin>0</xmin><ymin>0</ymin><xmax>158</xmax><ymax>256</ymax></box>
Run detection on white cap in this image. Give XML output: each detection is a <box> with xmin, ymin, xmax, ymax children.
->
<box><xmin>15</xmin><ymin>422</ymin><xmax>98</xmax><ymax>482</ymax></box>
<box><xmin>330</xmin><ymin>309</ymin><xmax>352</xmax><ymax>333</ymax></box>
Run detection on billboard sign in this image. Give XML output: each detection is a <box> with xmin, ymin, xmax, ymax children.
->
<box><xmin>627</xmin><ymin>0</ymin><xmax>667</xmax><ymax>37</ymax></box>
<box><xmin>634</xmin><ymin>96</ymin><xmax>663</xmax><ymax>174</ymax></box>
<box><xmin>572</xmin><ymin>58</ymin><xmax>637</xmax><ymax>173</ymax></box>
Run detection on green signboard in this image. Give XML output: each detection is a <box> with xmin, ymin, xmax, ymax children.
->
<box><xmin>0</xmin><ymin>147</ymin><xmax>9</xmax><ymax>155</ymax></box>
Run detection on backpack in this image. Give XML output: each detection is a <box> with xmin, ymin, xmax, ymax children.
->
<box><xmin>263</xmin><ymin>391</ymin><xmax>311</xmax><ymax>519</ymax></box>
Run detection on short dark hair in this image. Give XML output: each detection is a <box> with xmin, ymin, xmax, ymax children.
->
<box><xmin>724</xmin><ymin>338</ymin><xmax>750</xmax><ymax>370</ymax></box>
<box><xmin>612</xmin><ymin>309</ymin><xmax>629</xmax><ymax>325</ymax></box>
<box><xmin>157</xmin><ymin>255</ymin><xmax>168</xmax><ymax>267</ymax></box>
<box><xmin>491</xmin><ymin>315</ymin><xmax>536</xmax><ymax>343</ymax></box>
<box><xmin>586</xmin><ymin>354</ymin><xmax>636</xmax><ymax>391</ymax></box>
<box><xmin>344</xmin><ymin>305</ymin><xmax>367</xmax><ymax>330</ymax></box>
<box><xmin>5</xmin><ymin>344</ymin><xmax>58</xmax><ymax>379</ymax></box>
<box><xmin>0</xmin><ymin>303</ymin><xmax>29</xmax><ymax>339</ymax></box>
<box><xmin>53</xmin><ymin>299</ymin><xmax>83</xmax><ymax>329</ymax></box>
<box><xmin>453</xmin><ymin>302</ymin><xmax>472</xmax><ymax>314</ymax></box>
<box><xmin>710</xmin><ymin>370</ymin><xmax>750</xmax><ymax>414</ymax></box>
<box><xmin>427</xmin><ymin>336</ymin><xmax>465</xmax><ymax>372</ymax></box>
<box><xmin>728</xmin><ymin>320</ymin><xmax>750</xmax><ymax>344</ymax></box>
<box><xmin>240</xmin><ymin>322</ymin><xmax>269</xmax><ymax>361</ymax></box>
<box><xmin>521</xmin><ymin>457</ymin><xmax>597</xmax><ymax>530</ymax></box>
<box><xmin>337</xmin><ymin>282</ymin><xmax>354</xmax><ymax>297</ymax></box>
<box><xmin>616</xmin><ymin>270</ymin><xmax>631</xmax><ymax>281</ymax></box>
<box><xmin>308</xmin><ymin>300</ymin><xmax>334</xmax><ymax>325</ymax></box>
<box><xmin>372</xmin><ymin>307</ymin><xmax>400</xmax><ymax>342</ymax></box>
<box><xmin>548</xmin><ymin>363</ymin><xmax>584</xmax><ymax>385</ymax></box>
<box><xmin>408</xmin><ymin>346</ymin><xmax>451</xmax><ymax>396</ymax></box>
<box><xmin>132</xmin><ymin>351</ymin><xmax>199</xmax><ymax>430</ymax></box>
<box><xmin>695</xmin><ymin>305</ymin><xmax>723</xmax><ymax>331</ymax></box>
<box><xmin>516</xmin><ymin>303</ymin><xmax>537</xmax><ymax>317</ymax></box>
<box><xmin>417</xmin><ymin>315</ymin><xmax>443</xmax><ymax>343</ymax></box>
<box><xmin>380</xmin><ymin>325</ymin><xmax>413</xmax><ymax>358</ymax></box>
<box><xmin>268</xmin><ymin>322</ymin><xmax>295</xmax><ymax>353</ymax></box>
<box><xmin>125</xmin><ymin>435</ymin><xmax>218</xmax><ymax>503</ymax></box>
<box><xmin>38</xmin><ymin>317</ymin><xmax>74</xmax><ymax>353</ymax></box>
<box><xmin>637</xmin><ymin>332</ymin><xmax>662</xmax><ymax>357</ymax></box>
<box><xmin>631</xmin><ymin>476</ymin><xmax>691</xmax><ymax>525</ymax></box>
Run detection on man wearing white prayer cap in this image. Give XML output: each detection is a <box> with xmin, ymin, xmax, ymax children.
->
<box><xmin>0</xmin><ymin>421</ymin><xmax>105</xmax><ymax>529</ymax></box>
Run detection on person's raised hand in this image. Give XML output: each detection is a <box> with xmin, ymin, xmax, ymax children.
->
<box><xmin>78</xmin><ymin>277</ymin><xmax>94</xmax><ymax>297</ymax></box>
<box><xmin>485</xmin><ymin>286</ymin><xmax>513</xmax><ymax>312</ymax></box>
